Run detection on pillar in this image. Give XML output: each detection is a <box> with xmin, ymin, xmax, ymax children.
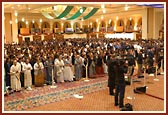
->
<box><xmin>142</xmin><ymin>8</ymin><xmax>148</xmax><ymax>39</ymax></box>
<box><xmin>153</xmin><ymin>9</ymin><xmax>164</xmax><ymax>39</ymax></box>
<box><xmin>11</xmin><ymin>13</ymin><xmax>18</xmax><ymax>43</ymax></box>
<box><xmin>147</xmin><ymin>8</ymin><xmax>154</xmax><ymax>39</ymax></box>
<box><xmin>50</xmin><ymin>21</ymin><xmax>53</xmax><ymax>33</ymax></box>
<box><xmin>4</xmin><ymin>13</ymin><xmax>12</xmax><ymax>43</ymax></box>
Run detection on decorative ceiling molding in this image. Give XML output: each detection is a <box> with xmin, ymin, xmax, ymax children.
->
<box><xmin>67</xmin><ymin>7</ymin><xmax>87</xmax><ymax>20</ymax></box>
<box><xmin>41</xmin><ymin>6</ymin><xmax>100</xmax><ymax>21</ymax></box>
<box><xmin>81</xmin><ymin>8</ymin><xmax>99</xmax><ymax>20</ymax></box>
<box><xmin>55</xmin><ymin>6</ymin><xmax>74</xmax><ymax>19</ymax></box>
<box><xmin>41</xmin><ymin>12</ymin><xmax>54</xmax><ymax>19</ymax></box>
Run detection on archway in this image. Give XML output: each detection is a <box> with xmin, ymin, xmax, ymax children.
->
<box><xmin>53</xmin><ymin>22</ymin><xmax>61</xmax><ymax>33</ymax></box>
<box><xmin>18</xmin><ymin>21</ymin><xmax>26</xmax><ymax>34</ymax></box>
<box><xmin>41</xmin><ymin>22</ymin><xmax>50</xmax><ymax>33</ymax></box>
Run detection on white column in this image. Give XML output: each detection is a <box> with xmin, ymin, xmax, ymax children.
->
<box><xmin>142</xmin><ymin>8</ymin><xmax>148</xmax><ymax>39</ymax></box>
<box><xmin>153</xmin><ymin>9</ymin><xmax>164</xmax><ymax>39</ymax></box>
<box><xmin>11</xmin><ymin>13</ymin><xmax>18</xmax><ymax>43</ymax></box>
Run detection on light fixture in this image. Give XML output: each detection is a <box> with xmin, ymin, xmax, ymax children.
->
<box><xmin>129</xmin><ymin>17</ymin><xmax>132</xmax><ymax>20</ymax></box>
<box><xmin>116</xmin><ymin>16</ymin><xmax>118</xmax><ymax>20</ymax></box>
<box><xmin>40</xmin><ymin>19</ymin><xmax>42</xmax><ymax>23</ymax></box>
<box><xmin>15</xmin><ymin>19</ymin><xmax>18</xmax><ymax>23</ymax></box>
<box><xmin>80</xmin><ymin>8</ymin><xmax>83</xmax><ymax>13</ymax></box>
<box><xmin>96</xmin><ymin>19</ymin><xmax>98</xmax><ymax>22</ymax></box>
<box><xmin>32</xmin><ymin>20</ymin><xmax>35</xmax><ymax>23</ymax></box>
<box><xmin>61</xmin><ymin>17</ymin><xmax>67</xmax><ymax>20</ymax></box>
<box><xmin>125</xmin><ymin>5</ymin><xmax>129</xmax><ymax>11</ymax></box>
<box><xmin>26</xmin><ymin>21</ymin><xmax>28</xmax><ymax>25</ymax></box>
<box><xmin>101</xmin><ymin>4</ymin><xmax>105</xmax><ymax>9</ymax></box>
<box><xmin>103</xmin><ymin>9</ymin><xmax>106</xmax><ymax>13</ymax></box>
<box><xmin>81</xmin><ymin>18</ymin><xmax>84</xmax><ymax>21</ymax></box>
<box><xmin>22</xmin><ymin>18</ymin><xmax>25</xmax><ymax>22</ymax></box>
<box><xmin>14</xmin><ymin>12</ymin><xmax>18</xmax><ymax>17</ymax></box>
<box><xmin>53</xmin><ymin>6</ymin><xmax>57</xmax><ymax>10</ymax></box>
<box><xmin>9</xmin><ymin>20</ymin><xmax>12</xmax><ymax>24</ymax></box>
<box><xmin>109</xmin><ymin>19</ymin><xmax>111</xmax><ymax>24</ymax></box>
<box><xmin>101</xmin><ymin>16</ymin><xmax>104</xmax><ymax>20</ymax></box>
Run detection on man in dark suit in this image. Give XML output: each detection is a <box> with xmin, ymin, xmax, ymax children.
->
<box><xmin>114</xmin><ymin>59</ymin><xmax>127</xmax><ymax>108</ymax></box>
<box><xmin>107</xmin><ymin>54</ymin><xmax>117</xmax><ymax>95</ymax></box>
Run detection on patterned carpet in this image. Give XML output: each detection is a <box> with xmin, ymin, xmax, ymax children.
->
<box><xmin>4</xmin><ymin>73</ymin><xmax>165</xmax><ymax>112</ymax></box>
<box><xmin>4</xmin><ymin>76</ymin><xmax>107</xmax><ymax>111</ymax></box>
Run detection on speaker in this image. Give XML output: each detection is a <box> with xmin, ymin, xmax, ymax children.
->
<box><xmin>134</xmin><ymin>86</ymin><xmax>146</xmax><ymax>94</ymax></box>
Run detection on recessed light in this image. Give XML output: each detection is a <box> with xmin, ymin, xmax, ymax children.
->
<box><xmin>22</xmin><ymin>18</ymin><xmax>25</xmax><ymax>22</ymax></box>
<box><xmin>101</xmin><ymin>4</ymin><xmax>105</xmax><ymax>9</ymax></box>
<box><xmin>9</xmin><ymin>20</ymin><xmax>12</xmax><ymax>24</ymax></box>
<box><xmin>103</xmin><ymin>9</ymin><xmax>106</xmax><ymax>13</ymax></box>
<box><xmin>14</xmin><ymin>12</ymin><xmax>18</xmax><ymax>17</ymax></box>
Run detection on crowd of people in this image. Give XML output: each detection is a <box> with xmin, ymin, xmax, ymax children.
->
<box><xmin>4</xmin><ymin>38</ymin><xmax>164</xmax><ymax>107</ymax></box>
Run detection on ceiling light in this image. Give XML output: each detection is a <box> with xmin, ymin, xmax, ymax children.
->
<box><xmin>101</xmin><ymin>16</ymin><xmax>104</xmax><ymax>20</ymax></box>
<box><xmin>116</xmin><ymin>16</ymin><xmax>118</xmax><ymax>20</ymax></box>
<box><xmin>130</xmin><ymin>17</ymin><xmax>132</xmax><ymax>20</ymax></box>
<box><xmin>28</xmin><ymin>7</ymin><xmax>31</xmax><ymax>10</ymax></box>
<box><xmin>32</xmin><ymin>20</ymin><xmax>35</xmax><ymax>23</ymax></box>
<box><xmin>53</xmin><ymin>6</ymin><xmax>57</xmax><ymax>10</ymax></box>
<box><xmin>40</xmin><ymin>19</ymin><xmax>42</xmax><ymax>23</ymax></box>
<box><xmin>96</xmin><ymin>19</ymin><xmax>98</xmax><ymax>22</ymax></box>
<box><xmin>103</xmin><ymin>9</ymin><xmax>106</xmax><ymax>13</ymax></box>
<box><xmin>101</xmin><ymin>4</ymin><xmax>105</xmax><ymax>9</ymax></box>
<box><xmin>15</xmin><ymin>19</ymin><xmax>18</xmax><ymax>23</ymax></box>
<box><xmin>125</xmin><ymin>7</ymin><xmax>128</xmax><ymax>11</ymax></box>
<box><xmin>26</xmin><ymin>21</ymin><xmax>28</xmax><ymax>25</ymax></box>
<box><xmin>22</xmin><ymin>18</ymin><xmax>25</xmax><ymax>22</ymax></box>
<box><xmin>125</xmin><ymin>5</ymin><xmax>129</xmax><ymax>11</ymax></box>
<box><xmin>61</xmin><ymin>17</ymin><xmax>67</xmax><ymax>20</ymax></box>
<box><xmin>109</xmin><ymin>19</ymin><xmax>111</xmax><ymax>24</ymax></box>
<box><xmin>9</xmin><ymin>20</ymin><xmax>12</xmax><ymax>24</ymax></box>
<box><xmin>14</xmin><ymin>12</ymin><xmax>18</xmax><ymax>17</ymax></box>
<box><xmin>81</xmin><ymin>18</ymin><xmax>84</xmax><ymax>21</ymax></box>
<box><xmin>80</xmin><ymin>8</ymin><xmax>83</xmax><ymax>13</ymax></box>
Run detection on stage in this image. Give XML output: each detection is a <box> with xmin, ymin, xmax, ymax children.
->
<box><xmin>4</xmin><ymin>76</ymin><xmax>108</xmax><ymax>111</ymax></box>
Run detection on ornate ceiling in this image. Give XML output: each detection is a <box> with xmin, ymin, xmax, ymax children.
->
<box><xmin>4</xmin><ymin>3</ymin><xmax>164</xmax><ymax>22</ymax></box>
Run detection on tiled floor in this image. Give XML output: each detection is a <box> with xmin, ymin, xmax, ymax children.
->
<box><xmin>25</xmin><ymin>74</ymin><xmax>165</xmax><ymax>112</ymax></box>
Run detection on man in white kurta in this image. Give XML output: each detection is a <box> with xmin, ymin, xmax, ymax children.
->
<box><xmin>63</xmin><ymin>55</ymin><xmax>73</xmax><ymax>82</ymax></box>
<box><xmin>10</xmin><ymin>59</ymin><xmax>21</xmax><ymax>91</ymax></box>
<box><xmin>23</xmin><ymin>59</ymin><xmax>33</xmax><ymax>90</ymax></box>
<box><xmin>54</xmin><ymin>56</ymin><xmax>64</xmax><ymax>83</ymax></box>
<box><xmin>34</xmin><ymin>58</ymin><xmax>44</xmax><ymax>87</ymax></box>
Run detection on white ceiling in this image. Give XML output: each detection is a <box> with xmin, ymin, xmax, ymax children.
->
<box><xmin>3</xmin><ymin>3</ymin><xmax>164</xmax><ymax>22</ymax></box>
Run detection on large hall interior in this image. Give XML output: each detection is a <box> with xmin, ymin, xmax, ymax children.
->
<box><xmin>3</xmin><ymin>2</ymin><xmax>166</xmax><ymax>112</ymax></box>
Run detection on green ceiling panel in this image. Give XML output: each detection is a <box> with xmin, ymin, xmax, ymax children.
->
<box><xmin>67</xmin><ymin>7</ymin><xmax>87</xmax><ymax>20</ymax></box>
<box><xmin>82</xmin><ymin>8</ymin><xmax>99</xmax><ymax>20</ymax></box>
<box><xmin>56</xmin><ymin>6</ymin><xmax>74</xmax><ymax>19</ymax></box>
